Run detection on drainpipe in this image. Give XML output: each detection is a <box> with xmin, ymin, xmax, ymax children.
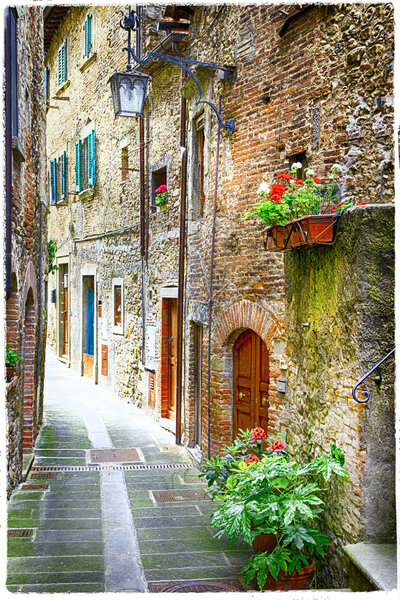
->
<box><xmin>35</xmin><ymin>200</ymin><xmax>43</xmax><ymax>389</ymax></box>
<box><xmin>175</xmin><ymin>69</ymin><xmax>187</xmax><ymax>445</ymax></box>
<box><xmin>137</xmin><ymin>5</ymin><xmax>146</xmax><ymax>365</ymax></box>
<box><xmin>5</xmin><ymin>9</ymin><xmax>12</xmax><ymax>300</ymax></box>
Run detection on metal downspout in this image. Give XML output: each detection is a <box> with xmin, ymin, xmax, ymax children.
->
<box><xmin>137</xmin><ymin>5</ymin><xmax>146</xmax><ymax>365</ymax></box>
<box><xmin>207</xmin><ymin>98</ymin><xmax>222</xmax><ymax>460</ymax></box>
<box><xmin>175</xmin><ymin>70</ymin><xmax>187</xmax><ymax>445</ymax></box>
<box><xmin>36</xmin><ymin>200</ymin><xmax>43</xmax><ymax>389</ymax></box>
<box><xmin>5</xmin><ymin>9</ymin><xmax>12</xmax><ymax>300</ymax></box>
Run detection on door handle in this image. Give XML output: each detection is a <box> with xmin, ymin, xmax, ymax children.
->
<box><xmin>238</xmin><ymin>392</ymin><xmax>245</xmax><ymax>399</ymax></box>
<box><xmin>262</xmin><ymin>397</ymin><xmax>268</xmax><ymax>405</ymax></box>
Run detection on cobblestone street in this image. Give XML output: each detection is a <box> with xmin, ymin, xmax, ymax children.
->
<box><xmin>7</xmin><ymin>350</ymin><xmax>250</xmax><ymax>593</ymax></box>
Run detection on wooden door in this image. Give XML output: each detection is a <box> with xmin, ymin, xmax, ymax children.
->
<box><xmin>167</xmin><ymin>298</ymin><xmax>177</xmax><ymax>419</ymax></box>
<box><xmin>63</xmin><ymin>269</ymin><xmax>69</xmax><ymax>355</ymax></box>
<box><xmin>233</xmin><ymin>330</ymin><xmax>269</xmax><ymax>438</ymax></box>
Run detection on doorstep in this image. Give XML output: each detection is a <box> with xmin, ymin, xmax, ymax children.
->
<box><xmin>159</xmin><ymin>418</ymin><xmax>175</xmax><ymax>435</ymax></box>
<box><xmin>21</xmin><ymin>453</ymin><xmax>34</xmax><ymax>481</ymax></box>
<box><xmin>343</xmin><ymin>543</ymin><xmax>397</xmax><ymax>591</ymax></box>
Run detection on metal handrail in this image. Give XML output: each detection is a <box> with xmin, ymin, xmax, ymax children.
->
<box><xmin>352</xmin><ymin>348</ymin><xmax>395</xmax><ymax>403</ymax></box>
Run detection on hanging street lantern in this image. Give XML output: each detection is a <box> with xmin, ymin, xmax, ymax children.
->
<box><xmin>109</xmin><ymin>69</ymin><xmax>150</xmax><ymax>118</ymax></box>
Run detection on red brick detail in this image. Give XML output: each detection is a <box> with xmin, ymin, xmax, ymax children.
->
<box><xmin>22</xmin><ymin>289</ymin><xmax>36</xmax><ymax>454</ymax></box>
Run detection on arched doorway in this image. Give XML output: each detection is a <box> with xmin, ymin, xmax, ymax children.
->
<box><xmin>233</xmin><ymin>329</ymin><xmax>269</xmax><ymax>438</ymax></box>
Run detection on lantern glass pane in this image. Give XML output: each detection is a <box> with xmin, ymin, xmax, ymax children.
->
<box><xmin>118</xmin><ymin>75</ymin><xmax>146</xmax><ymax>117</ymax></box>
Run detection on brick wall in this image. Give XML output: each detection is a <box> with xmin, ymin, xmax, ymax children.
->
<box><xmin>6</xmin><ymin>6</ymin><xmax>47</xmax><ymax>496</ymax></box>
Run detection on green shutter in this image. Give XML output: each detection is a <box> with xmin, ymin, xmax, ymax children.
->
<box><xmin>75</xmin><ymin>140</ymin><xmax>82</xmax><ymax>193</ymax></box>
<box><xmin>84</xmin><ymin>13</ymin><xmax>92</xmax><ymax>58</ymax></box>
<box><xmin>50</xmin><ymin>158</ymin><xmax>58</xmax><ymax>203</ymax></box>
<box><xmin>58</xmin><ymin>40</ymin><xmax>67</xmax><ymax>86</ymax></box>
<box><xmin>88</xmin><ymin>130</ymin><xmax>95</xmax><ymax>187</ymax></box>
<box><xmin>60</xmin><ymin>151</ymin><xmax>67</xmax><ymax>199</ymax></box>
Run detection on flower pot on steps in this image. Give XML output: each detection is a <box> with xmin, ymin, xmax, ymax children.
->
<box><xmin>262</xmin><ymin>561</ymin><xmax>316</xmax><ymax>591</ymax></box>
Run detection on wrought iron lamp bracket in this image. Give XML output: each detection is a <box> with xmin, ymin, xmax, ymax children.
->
<box><xmin>118</xmin><ymin>7</ymin><xmax>236</xmax><ymax>134</ymax></box>
<box><xmin>352</xmin><ymin>348</ymin><xmax>395</xmax><ymax>403</ymax></box>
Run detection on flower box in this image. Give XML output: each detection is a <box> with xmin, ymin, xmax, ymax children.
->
<box><xmin>285</xmin><ymin>215</ymin><xmax>337</xmax><ymax>249</ymax></box>
<box><xmin>264</xmin><ymin>225</ymin><xmax>285</xmax><ymax>251</ymax></box>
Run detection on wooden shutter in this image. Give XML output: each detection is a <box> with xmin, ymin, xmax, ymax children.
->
<box><xmin>44</xmin><ymin>67</ymin><xmax>49</xmax><ymax>104</ymax></box>
<box><xmin>50</xmin><ymin>159</ymin><xmax>58</xmax><ymax>204</ymax></box>
<box><xmin>88</xmin><ymin>130</ymin><xmax>96</xmax><ymax>187</ymax></box>
<box><xmin>101</xmin><ymin>344</ymin><xmax>108</xmax><ymax>377</ymax></box>
<box><xmin>60</xmin><ymin>151</ymin><xmax>67</xmax><ymax>199</ymax></box>
<box><xmin>148</xmin><ymin>372</ymin><xmax>156</xmax><ymax>409</ymax></box>
<box><xmin>58</xmin><ymin>41</ymin><xmax>66</xmax><ymax>86</ymax></box>
<box><xmin>84</xmin><ymin>13</ymin><xmax>92</xmax><ymax>58</ymax></box>
<box><xmin>75</xmin><ymin>140</ymin><xmax>82</xmax><ymax>193</ymax></box>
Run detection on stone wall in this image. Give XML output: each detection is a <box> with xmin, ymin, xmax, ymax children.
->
<box><xmin>283</xmin><ymin>205</ymin><xmax>395</xmax><ymax>586</ymax></box>
<box><xmin>6</xmin><ymin>6</ymin><xmax>47</xmax><ymax>496</ymax></box>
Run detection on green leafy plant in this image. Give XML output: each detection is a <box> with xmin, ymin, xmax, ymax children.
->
<box><xmin>245</xmin><ymin>163</ymin><xmax>360</xmax><ymax>226</ymax></box>
<box><xmin>48</xmin><ymin>239</ymin><xmax>59</xmax><ymax>274</ymax></box>
<box><xmin>5</xmin><ymin>347</ymin><xmax>21</xmax><ymax>367</ymax></box>
<box><xmin>201</xmin><ymin>428</ymin><xmax>349</xmax><ymax>590</ymax></box>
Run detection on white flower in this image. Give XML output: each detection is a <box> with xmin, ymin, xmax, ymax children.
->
<box><xmin>305</xmin><ymin>168</ymin><xmax>315</xmax><ymax>176</ymax></box>
<box><xmin>291</xmin><ymin>162</ymin><xmax>302</xmax><ymax>170</ymax></box>
<box><xmin>331</xmin><ymin>164</ymin><xmax>341</xmax><ymax>173</ymax></box>
<box><xmin>258</xmin><ymin>182</ymin><xmax>270</xmax><ymax>195</ymax></box>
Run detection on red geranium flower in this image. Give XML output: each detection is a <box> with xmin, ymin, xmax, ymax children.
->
<box><xmin>251</xmin><ymin>427</ymin><xmax>267</xmax><ymax>440</ymax></box>
<box><xmin>295</xmin><ymin>179</ymin><xmax>303</xmax><ymax>185</ymax></box>
<box><xmin>155</xmin><ymin>184</ymin><xmax>167</xmax><ymax>194</ymax></box>
<box><xmin>270</xmin><ymin>439</ymin><xmax>285</xmax><ymax>452</ymax></box>
<box><xmin>313</xmin><ymin>178</ymin><xmax>321</xmax><ymax>184</ymax></box>
<box><xmin>245</xmin><ymin>454</ymin><xmax>260</xmax><ymax>465</ymax></box>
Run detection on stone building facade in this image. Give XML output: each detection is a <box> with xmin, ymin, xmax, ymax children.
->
<box><xmin>45</xmin><ymin>4</ymin><xmax>395</xmax><ymax>586</ymax></box>
<box><xmin>5</xmin><ymin>6</ymin><xmax>48</xmax><ymax>497</ymax></box>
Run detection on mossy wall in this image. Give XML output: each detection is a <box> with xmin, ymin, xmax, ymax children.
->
<box><xmin>283</xmin><ymin>204</ymin><xmax>395</xmax><ymax>586</ymax></box>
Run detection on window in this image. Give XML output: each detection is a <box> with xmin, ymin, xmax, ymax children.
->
<box><xmin>50</xmin><ymin>151</ymin><xmax>67</xmax><ymax>204</ymax></box>
<box><xmin>121</xmin><ymin>147</ymin><xmax>129</xmax><ymax>181</ymax></box>
<box><xmin>57</xmin><ymin>40</ymin><xmax>67</xmax><ymax>87</ymax></box>
<box><xmin>44</xmin><ymin>67</ymin><xmax>50</xmax><ymax>105</ymax></box>
<box><xmin>75</xmin><ymin>129</ymin><xmax>96</xmax><ymax>192</ymax></box>
<box><xmin>288</xmin><ymin>151</ymin><xmax>308</xmax><ymax>180</ymax></box>
<box><xmin>194</xmin><ymin>113</ymin><xmax>205</xmax><ymax>215</ymax></box>
<box><xmin>112</xmin><ymin>278</ymin><xmax>124</xmax><ymax>334</ymax></box>
<box><xmin>83</xmin><ymin>13</ymin><xmax>93</xmax><ymax>59</ymax></box>
<box><xmin>151</xmin><ymin>167</ymin><xmax>167</xmax><ymax>212</ymax></box>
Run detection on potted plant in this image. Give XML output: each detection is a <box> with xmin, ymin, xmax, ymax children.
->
<box><xmin>245</xmin><ymin>164</ymin><xmax>354</xmax><ymax>251</ymax></box>
<box><xmin>154</xmin><ymin>184</ymin><xmax>168</xmax><ymax>211</ymax></box>
<box><xmin>201</xmin><ymin>428</ymin><xmax>349</xmax><ymax>591</ymax></box>
<box><xmin>5</xmin><ymin>346</ymin><xmax>21</xmax><ymax>382</ymax></box>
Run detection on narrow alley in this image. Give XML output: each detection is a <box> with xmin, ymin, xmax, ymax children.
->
<box><xmin>7</xmin><ymin>350</ymin><xmax>250</xmax><ymax>593</ymax></box>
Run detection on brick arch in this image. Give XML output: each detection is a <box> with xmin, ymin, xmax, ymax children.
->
<box><xmin>21</xmin><ymin>260</ymin><xmax>38</xmax><ymax>313</ymax></box>
<box><xmin>22</xmin><ymin>288</ymin><xmax>36</xmax><ymax>453</ymax></box>
<box><xmin>214</xmin><ymin>299</ymin><xmax>283</xmax><ymax>350</ymax></box>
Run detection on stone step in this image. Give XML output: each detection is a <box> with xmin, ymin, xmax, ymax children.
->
<box><xmin>343</xmin><ymin>543</ymin><xmax>397</xmax><ymax>591</ymax></box>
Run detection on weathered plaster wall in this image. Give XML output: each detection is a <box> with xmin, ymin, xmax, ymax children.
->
<box><xmin>283</xmin><ymin>205</ymin><xmax>395</xmax><ymax>586</ymax></box>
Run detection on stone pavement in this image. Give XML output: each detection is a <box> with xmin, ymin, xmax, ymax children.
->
<box><xmin>7</xmin><ymin>349</ymin><xmax>251</xmax><ymax>593</ymax></box>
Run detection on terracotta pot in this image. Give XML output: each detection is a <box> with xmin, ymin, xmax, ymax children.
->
<box><xmin>284</xmin><ymin>219</ymin><xmax>307</xmax><ymax>248</ymax></box>
<box><xmin>262</xmin><ymin>561</ymin><xmax>316</xmax><ymax>591</ymax></box>
<box><xmin>251</xmin><ymin>531</ymin><xmax>277</xmax><ymax>553</ymax></box>
<box><xmin>264</xmin><ymin>225</ymin><xmax>285</xmax><ymax>251</ymax></box>
<box><xmin>299</xmin><ymin>214</ymin><xmax>336</xmax><ymax>244</ymax></box>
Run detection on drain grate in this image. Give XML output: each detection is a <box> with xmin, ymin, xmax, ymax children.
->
<box><xmin>89</xmin><ymin>448</ymin><xmax>141</xmax><ymax>463</ymax></box>
<box><xmin>147</xmin><ymin>579</ymin><xmax>244</xmax><ymax>593</ymax></box>
<box><xmin>30</xmin><ymin>472</ymin><xmax>61</xmax><ymax>479</ymax></box>
<box><xmin>21</xmin><ymin>483</ymin><xmax>49</xmax><ymax>490</ymax></box>
<box><xmin>30</xmin><ymin>463</ymin><xmax>192</xmax><ymax>472</ymax></box>
<box><xmin>8</xmin><ymin>529</ymin><xmax>34</xmax><ymax>538</ymax></box>
<box><xmin>152</xmin><ymin>489</ymin><xmax>209</xmax><ymax>503</ymax></box>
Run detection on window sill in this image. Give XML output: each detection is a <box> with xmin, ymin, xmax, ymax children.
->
<box><xmin>55</xmin><ymin>197</ymin><xmax>69</xmax><ymax>206</ymax></box>
<box><xmin>12</xmin><ymin>137</ymin><xmax>26</xmax><ymax>162</ymax></box>
<box><xmin>112</xmin><ymin>327</ymin><xmax>124</xmax><ymax>336</ymax></box>
<box><xmin>55</xmin><ymin>80</ymin><xmax>70</xmax><ymax>95</ymax></box>
<box><xmin>77</xmin><ymin>187</ymin><xmax>95</xmax><ymax>201</ymax></box>
<box><xmin>79</xmin><ymin>53</ymin><xmax>97</xmax><ymax>72</ymax></box>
